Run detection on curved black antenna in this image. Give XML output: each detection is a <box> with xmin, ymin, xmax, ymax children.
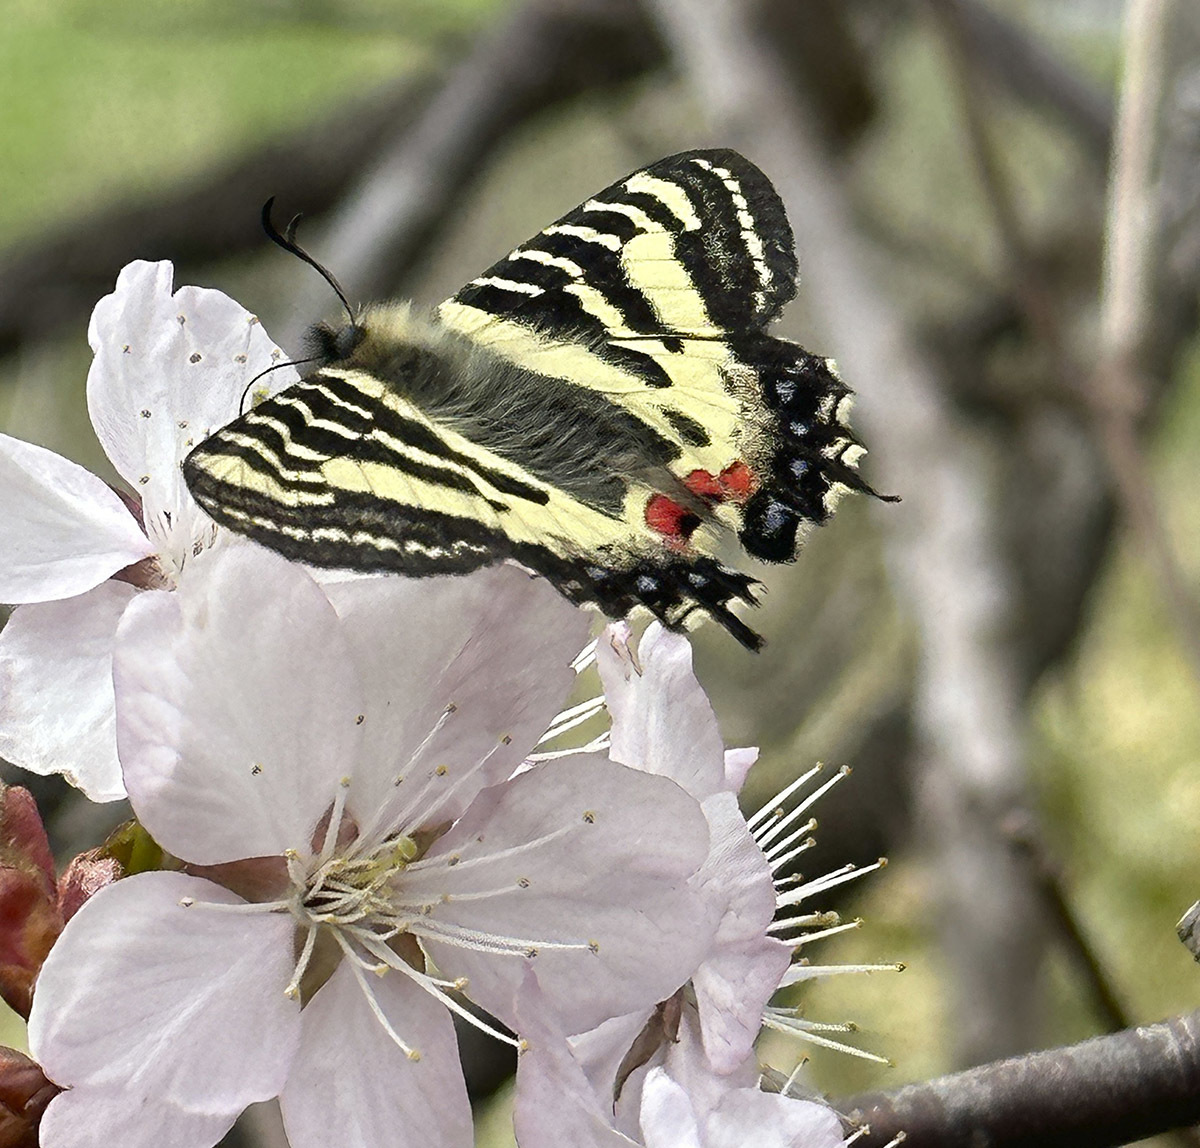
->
<box><xmin>261</xmin><ymin>197</ymin><xmax>355</xmax><ymax>326</ymax></box>
<box><xmin>238</xmin><ymin>354</ymin><xmax>321</xmax><ymax>417</ymax></box>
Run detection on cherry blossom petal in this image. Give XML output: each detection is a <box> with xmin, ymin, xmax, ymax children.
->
<box><xmin>513</xmin><ymin>974</ymin><xmax>638</xmax><ymax>1148</ymax></box>
<box><xmin>280</xmin><ymin>960</ymin><xmax>471</xmax><ymax>1148</ymax></box>
<box><xmin>0</xmin><ymin>432</ymin><xmax>152</xmax><ymax>604</ymax></box>
<box><xmin>114</xmin><ymin>547</ymin><xmax>365</xmax><ymax>864</ymax></box>
<box><xmin>598</xmin><ymin>624</ymin><xmax>727</xmax><ymax>800</ymax></box>
<box><xmin>691</xmin><ymin>793</ymin><xmax>792</xmax><ymax>1074</ymax></box>
<box><xmin>569</xmin><ymin>1008</ymin><xmax>657</xmax><ymax>1103</ymax></box>
<box><xmin>703</xmin><ymin>1088</ymin><xmax>844</xmax><ymax>1148</ymax></box>
<box><xmin>639</xmin><ymin>1070</ymin><xmax>705</xmax><ymax>1148</ymax></box>
<box><xmin>412</xmin><ymin>755</ymin><xmax>715</xmax><ymax>1035</ymax></box>
<box><xmin>29</xmin><ymin>872</ymin><xmax>299</xmax><ymax>1148</ymax></box>
<box><xmin>0</xmin><ymin>583</ymin><xmax>136</xmax><ymax>802</ymax></box>
<box><xmin>86</xmin><ymin>261</ymin><xmax>295</xmax><ymax>530</ymax></box>
<box><xmin>722</xmin><ymin>747</ymin><xmax>758</xmax><ymax>793</ymax></box>
<box><xmin>39</xmin><ymin>1087</ymin><xmax>239</xmax><ymax>1148</ymax></box>
<box><xmin>324</xmin><ymin>565</ymin><xmax>588</xmax><ymax>831</ymax></box>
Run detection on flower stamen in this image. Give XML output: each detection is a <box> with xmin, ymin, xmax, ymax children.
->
<box><xmin>355</xmin><ymin>933</ymin><xmax>520</xmax><ymax>1049</ymax></box>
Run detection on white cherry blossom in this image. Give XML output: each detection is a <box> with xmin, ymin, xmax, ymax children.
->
<box><xmin>0</xmin><ymin>261</ymin><xmax>295</xmax><ymax>800</ymax></box>
<box><xmin>588</xmin><ymin>624</ymin><xmax>897</xmax><ymax>1083</ymax></box>
<box><xmin>28</xmin><ymin>548</ymin><xmax>716</xmax><ymax>1148</ymax></box>
<box><xmin>513</xmin><ymin>975</ymin><xmax>846</xmax><ymax>1148</ymax></box>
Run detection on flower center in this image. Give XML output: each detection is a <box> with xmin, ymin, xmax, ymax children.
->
<box><xmin>297</xmin><ymin>835</ymin><xmax>420</xmax><ymax>932</ymax></box>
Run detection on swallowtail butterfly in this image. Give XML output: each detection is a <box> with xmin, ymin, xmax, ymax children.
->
<box><xmin>183</xmin><ymin>150</ymin><xmax>879</xmax><ymax>650</ymax></box>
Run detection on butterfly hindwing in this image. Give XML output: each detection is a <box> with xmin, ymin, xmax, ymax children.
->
<box><xmin>184</xmin><ymin>149</ymin><xmax>873</xmax><ymax>649</ymax></box>
<box><xmin>435</xmin><ymin>149</ymin><xmax>871</xmax><ymax>574</ymax></box>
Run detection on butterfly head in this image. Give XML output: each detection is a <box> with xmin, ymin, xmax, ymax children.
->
<box><xmin>305</xmin><ymin>319</ymin><xmax>368</xmax><ymax>367</ymax></box>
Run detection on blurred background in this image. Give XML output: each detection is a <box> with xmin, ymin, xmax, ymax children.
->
<box><xmin>2</xmin><ymin>0</ymin><xmax>1199</xmax><ymax>1144</ymax></box>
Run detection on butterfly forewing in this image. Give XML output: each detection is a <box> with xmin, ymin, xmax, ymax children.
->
<box><xmin>184</xmin><ymin>149</ymin><xmax>873</xmax><ymax>649</ymax></box>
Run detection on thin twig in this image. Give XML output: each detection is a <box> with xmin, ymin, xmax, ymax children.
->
<box><xmin>1001</xmin><ymin>811</ymin><xmax>1129</xmax><ymax>1034</ymax></box>
<box><xmin>927</xmin><ymin>0</ymin><xmax>1065</xmax><ymax>359</ymax></box>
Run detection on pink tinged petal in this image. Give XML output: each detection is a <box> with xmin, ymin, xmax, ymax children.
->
<box><xmin>693</xmin><ymin>938</ymin><xmax>791</xmax><ymax>1075</ymax></box>
<box><xmin>28</xmin><ymin>871</ymin><xmax>299</xmax><ymax>1146</ymax></box>
<box><xmin>0</xmin><ymin>584</ymin><xmax>136</xmax><ymax>802</ymax></box>
<box><xmin>569</xmin><ymin>1008</ymin><xmax>657</xmax><ymax>1102</ymax></box>
<box><xmin>598</xmin><ymin>624</ymin><xmax>726</xmax><ymax>801</ymax></box>
<box><xmin>412</xmin><ymin>755</ymin><xmax>716</xmax><ymax>1035</ymax></box>
<box><xmin>722</xmin><ymin>747</ymin><xmax>758</xmax><ymax>794</ymax></box>
<box><xmin>280</xmin><ymin>960</ymin><xmax>471</xmax><ymax>1148</ymax></box>
<box><xmin>639</xmin><ymin>1070</ymin><xmax>705</xmax><ymax>1148</ymax></box>
<box><xmin>512</xmin><ymin>973</ymin><xmax>639</xmax><ymax>1148</ymax></box>
<box><xmin>114</xmin><ymin>547</ymin><xmax>365</xmax><ymax>864</ymax></box>
<box><xmin>704</xmin><ymin>1090</ymin><xmax>844</xmax><ymax>1148</ymax></box>
<box><xmin>86</xmin><ymin>261</ymin><xmax>296</xmax><ymax>507</ymax></box>
<box><xmin>691</xmin><ymin>794</ymin><xmax>791</xmax><ymax>1074</ymax></box>
<box><xmin>40</xmin><ymin>1087</ymin><xmax>239</xmax><ymax>1148</ymax></box>
<box><xmin>324</xmin><ymin>565</ymin><xmax>590</xmax><ymax>831</ymax></box>
<box><xmin>0</xmin><ymin>432</ymin><xmax>152</xmax><ymax>604</ymax></box>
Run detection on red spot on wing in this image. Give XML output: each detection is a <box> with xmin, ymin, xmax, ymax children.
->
<box><xmin>645</xmin><ymin>494</ymin><xmax>701</xmax><ymax>552</ymax></box>
<box><xmin>684</xmin><ymin>463</ymin><xmax>758</xmax><ymax>505</ymax></box>
<box><xmin>684</xmin><ymin>470</ymin><xmax>723</xmax><ymax>498</ymax></box>
<box><xmin>717</xmin><ymin>461</ymin><xmax>757</xmax><ymax>502</ymax></box>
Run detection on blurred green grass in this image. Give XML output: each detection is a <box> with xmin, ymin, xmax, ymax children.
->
<box><xmin>0</xmin><ymin>0</ymin><xmax>511</xmax><ymax>246</ymax></box>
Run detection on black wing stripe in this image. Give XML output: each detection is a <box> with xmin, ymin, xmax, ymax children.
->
<box><xmin>445</xmin><ymin>149</ymin><xmax>797</xmax><ymax>341</ymax></box>
<box><xmin>301</xmin><ymin>374</ymin><xmax>549</xmax><ymax>501</ymax></box>
<box><xmin>211</xmin><ymin>493</ymin><xmax>507</xmax><ymax>577</ymax></box>
<box><xmin>204</xmin><ymin>378</ymin><xmax>555</xmax><ymax>510</ymax></box>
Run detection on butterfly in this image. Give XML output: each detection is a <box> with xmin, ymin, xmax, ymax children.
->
<box><xmin>183</xmin><ymin>149</ymin><xmax>878</xmax><ymax>650</ymax></box>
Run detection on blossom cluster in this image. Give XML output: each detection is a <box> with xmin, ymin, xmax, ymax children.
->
<box><xmin>0</xmin><ymin>264</ymin><xmax>895</xmax><ymax>1148</ymax></box>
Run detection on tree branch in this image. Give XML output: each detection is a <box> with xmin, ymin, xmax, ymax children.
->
<box><xmin>840</xmin><ymin>1010</ymin><xmax>1200</xmax><ymax>1147</ymax></box>
<box><xmin>280</xmin><ymin>0</ymin><xmax>664</xmax><ymax>345</ymax></box>
<box><xmin>0</xmin><ymin>75</ymin><xmax>430</xmax><ymax>356</ymax></box>
<box><xmin>1088</xmin><ymin>0</ymin><xmax>1200</xmax><ymax>691</ymax></box>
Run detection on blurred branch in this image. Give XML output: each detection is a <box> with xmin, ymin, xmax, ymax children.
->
<box><xmin>1088</xmin><ymin>0</ymin><xmax>1200</xmax><ymax>688</ymax></box>
<box><xmin>281</xmin><ymin>0</ymin><xmax>666</xmax><ymax>343</ymax></box>
<box><xmin>840</xmin><ymin>1009</ymin><xmax>1200</xmax><ymax>1147</ymax></box>
<box><xmin>946</xmin><ymin>0</ymin><xmax>1113</xmax><ymax>165</ymax></box>
<box><xmin>642</xmin><ymin>0</ymin><xmax>1043</xmax><ymax>1064</ymax></box>
<box><xmin>1101</xmin><ymin>0</ymin><xmax>1171</xmax><ymax>361</ymax></box>
<box><xmin>0</xmin><ymin>75</ymin><xmax>431</xmax><ymax>356</ymax></box>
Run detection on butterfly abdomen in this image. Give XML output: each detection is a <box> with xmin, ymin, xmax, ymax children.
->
<box><xmin>316</xmin><ymin>304</ymin><xmax>681</xmax><ymax>515</ymax></box>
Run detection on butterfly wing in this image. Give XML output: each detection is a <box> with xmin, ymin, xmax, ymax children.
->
<box><xmin>184</xmin><ymin>150</ymin><xmax>870</xmax><ymax>649</ymax></box>
<box><xmin>436</xmin><ymin>148</ymin><xmax>870</xmax><ymax>566</ymax></box>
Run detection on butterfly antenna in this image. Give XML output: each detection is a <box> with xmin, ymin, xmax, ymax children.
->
<box><xmin>261</xmin><ymin>197</ymin><xmax>355</xmax><ymax>326</ymax></box>
<box><xmin>238</xmin><ymin>355</ymin><xmax>321</xmax><ymax>417</ymax></box>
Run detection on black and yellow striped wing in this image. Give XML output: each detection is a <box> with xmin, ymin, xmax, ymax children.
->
<box><xmin>184</xmin><ymin>150</ymin><xmax>874</xmax><ymax>649</ymax></box>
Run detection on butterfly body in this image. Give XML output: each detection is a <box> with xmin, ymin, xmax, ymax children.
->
<box><xmin>184</xmin><ymin>150</ymin><xmax>874</xmax><ymax>650</ymax></box>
